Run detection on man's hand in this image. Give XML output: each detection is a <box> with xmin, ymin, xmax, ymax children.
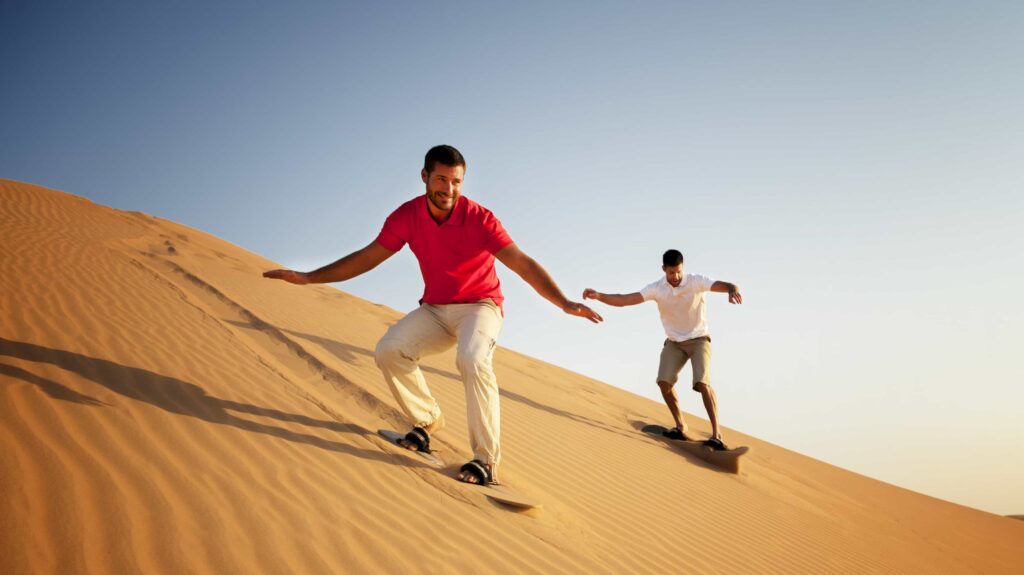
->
<box><xmin>728</xmin><ymin>288</ymin><xmax>742</xmax><ymax>305</ymax></box>
<box><xmin>711</xmin><ymin>281</ymin><xmax>743</xmax><ymax>304</ymax></box>
<box><xmin>262</xmin><ymin>242</ymin><xmax>395</xmax><ymax>286</ymax></box>
<box><xmin>263</xmin><ymin>269</ymin><xmax>310</xmax><ymax>285</ymax></box>
<box><xmin>563</xmin><ymin>301</ymin><xmax>603</xmax><ymax>323</ymax></box>
<box><xmin>582</xmin><ymin>288</ymin><xmax>600</xmax><ymax>301</ymax></box>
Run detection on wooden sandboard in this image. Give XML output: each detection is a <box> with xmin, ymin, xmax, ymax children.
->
<box><xmin>482</xmin><ymin>485</ymin><xmax>542</xmax><ymax>510</ymax></box>
<box><xmin>378</xmin><ymin>429</ymin><xmax>445</xmax><ymax>468</ymax></box>
<box><xmin>641</xmin><ymin>424</ymin><xmax>750</xmax><ymax>473</ymax></box>
<box><xmin>378</xmin><ymin>430</ymin><xmax>540</xmax><ymax>509</ymax></box>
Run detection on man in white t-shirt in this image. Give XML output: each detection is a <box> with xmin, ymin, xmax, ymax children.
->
<box><xmin>583</xmin><ymin>249</ymin><xmax>742</xmax><ymax>450</ymax></box>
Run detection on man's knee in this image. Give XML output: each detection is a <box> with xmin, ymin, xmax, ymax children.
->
<box><xmin>457</xmin><ymin>330</ymin><xmax>497</xmax><ymax>373</ymax></box>
<box><xmin>456</xmin><ymin>346</ymin><xmax>494</xmax><ymax>380</ymax></box>
<box><xmin>657</xmin><ymin>380</ymin><xmax>675</xmax><ymax>393</ymax></box>
<box><xmin>693</xmin><ymin>381</ymin><xmax>713</xmax><ymax>394</ymax></box>
<box><xmin>374</xmin><ymin>338</ymin><xmax>406</xmax><ymax>368</ymax></box>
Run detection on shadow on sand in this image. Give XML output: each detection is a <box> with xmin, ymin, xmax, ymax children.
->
<box><xmin>0</xmin><ymin>337</ymin><xmax>422</xmax><ymax>467</ymax></box>
<box><xmin>266</xmin><ymin>325</ymin><xmax>643</xmax><ymax>441</ymax></box>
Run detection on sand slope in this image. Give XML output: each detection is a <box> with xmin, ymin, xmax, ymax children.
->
<box><xmin>2</xmin><ymin>179</ymin><xmax>1022</xmax><ymax>574</ymax></box>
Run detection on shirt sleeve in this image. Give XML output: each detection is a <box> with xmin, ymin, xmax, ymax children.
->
<box><xmin>480</xmin><ymin>210</ymin><xmax>513</xmax><ymax>254</ymax></box>
<box><xmin>375</xmin><ymin>205</ymin><xmax>410</xmax><ymax>252</ymax></box>
<box><xmin>693</xmin><ymin>274</ymin><xmax>716</xmax><ymax>292</ymax></box>
<box><xmin>640</xmin><ymin>280</ymin><xmax>660</xmax><ymax>302</ymax></box>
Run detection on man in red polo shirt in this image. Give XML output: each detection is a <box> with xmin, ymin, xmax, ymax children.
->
<box><xmin>264</xmin><ymin>145</ymin><xmax>602</xmax><ymax>485</ymax></box>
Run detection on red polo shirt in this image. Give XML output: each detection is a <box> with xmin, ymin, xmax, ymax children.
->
<box><xmin>375</xmin><ymin>195</ymin><xmax>514</xmax><ymax>309</ymax></box>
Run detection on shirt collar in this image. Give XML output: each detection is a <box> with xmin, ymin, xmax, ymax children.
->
<box><xmin>419</xmin><ymin>194</ymin><xmax>467</xmax><ymax>227</ymax></box>
<box><xmin>664</xmin><ymin>275</ymin><xmax>689</xmax><ymax>292</ymax></box>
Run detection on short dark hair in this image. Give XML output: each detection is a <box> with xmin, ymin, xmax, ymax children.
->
<box><xmin>424</xmin><ymin>145</ymin><xmax>466</xmax><ymax>174</ymax></box>
<box><xmin>662</xmin><ymin>249</ymin><xmax>684</xmax><ymax>267</ymax></box>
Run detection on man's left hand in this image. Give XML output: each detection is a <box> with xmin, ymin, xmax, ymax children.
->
<box><xmin>563</xmin><ymin>302</ymin><xmax>604</xmax><ymax>323</ymax></box>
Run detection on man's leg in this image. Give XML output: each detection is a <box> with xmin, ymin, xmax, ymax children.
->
<box><xmin>688</xmin><ymin>337</ymin><xmax>722</xmax><ymax>441</ymax></box>
<box><xmin>656</xmin><ymin>340</ymin><xmax>690</xmax><ymax>434</ymax></box>
<box><xmin>693</xmin><ymin>382</ymin><xmax>721</xmax><ymax>440</ymax></box>
<box><xmin>657</xmin><ymin>380</ymin><xmax>688</xmax><ymax>434</ymax></box>
<box><xmin>450</xmin><ymin>301</ymin><xmax>503</xmax><ymax>483</ymax></box>
<box><xmin>374</xmin><ymin>305</ymin><xmax>455</xmax><ymax>436</ymax></box>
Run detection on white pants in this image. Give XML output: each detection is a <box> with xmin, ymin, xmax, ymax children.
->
<box><xmin>374</xmin><ymin>300</ymin><xmax>504</xmax><ymax>467</ymax></box>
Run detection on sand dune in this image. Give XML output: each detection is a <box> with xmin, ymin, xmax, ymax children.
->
<box><xmin>2</xmin><ymin>178</ymin><xmax>1022</xmax><ymax>574</ymax></box>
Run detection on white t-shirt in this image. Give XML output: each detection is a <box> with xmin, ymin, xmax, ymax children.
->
<box><xmin>640</xmin><ymin>274</ymin><xmax>716</xmax><ymax>342</ymax></box>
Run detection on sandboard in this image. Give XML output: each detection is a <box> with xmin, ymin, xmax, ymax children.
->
<box><xmin>641</xmin><ymin>424</ymin><xmax>750</xmax><ymax>473</ymax></box>
<box><xmin>481</xmin><ymin>485</ymin><xmax>542</xmax><ymax>510</ymax></box>
<box><xmin>378</xmin><ymin>429</ymin><xmax>445</xmax><ymax>468</ymax></box>
<box><xmin>378</xmin><ymin>430</ymin><xmax>540</xmax><ymax>509</ymax></box>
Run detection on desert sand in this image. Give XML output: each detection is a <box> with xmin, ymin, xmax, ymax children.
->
<box><xmin>2</xmin><ymin>178</ymin><xmax>1022</xmax><ymax>574</ymax></box>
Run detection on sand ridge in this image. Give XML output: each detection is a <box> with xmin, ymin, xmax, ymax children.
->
<box><xmin>2</xmin><ymin>178</ymin><xmax>1023</xmax><ymax>574</ymax></box>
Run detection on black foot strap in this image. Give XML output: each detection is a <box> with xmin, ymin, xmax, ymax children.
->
<box><xmin>403</xmin><ymin>427</ymin><xmax>431</xmax><ymax>453</ymax></box>
<box><xmin>703</xmin><ymin>437</ymin><xmax>728</xmax><ymax>451</ymax></box>
<box><xmin>459</xmin><ymin>459</ymin><xmax>492</xmax><ymax>485</ymax></box>
<box><xmin>662</xmin><ymin>427</ymin><xmax>693</xmax><ymax>441</ymax></box>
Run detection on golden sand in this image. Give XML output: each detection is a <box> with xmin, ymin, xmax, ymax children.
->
<box><xmin>2</xmin><ymin>179</ymin><xmax>1022</xmax><ymax>574</ymax></box>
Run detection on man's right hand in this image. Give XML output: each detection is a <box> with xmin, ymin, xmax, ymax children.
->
<box><xmin>582</xmin><ymin>288</ymin><xmax>600</xmax><ymax>301</ymax></box>
<box><xmin>262</xmin><ymin>269</ymin><xmax>310</xmax><ymax>285</ymax></box>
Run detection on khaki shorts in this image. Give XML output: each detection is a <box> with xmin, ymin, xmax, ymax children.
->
<box><xmin>657</xmin><ymin>336</ymin><xmax>711</xmax><ymax>390</ymax></box>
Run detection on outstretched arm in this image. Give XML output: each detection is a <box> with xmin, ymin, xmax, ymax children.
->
<box><xmin>495</xmin><ymin>243</ymin><xmax>603</xmax><ymax>323</ymax></box>
<box><xmin>582</xmin><ymin>289</ymin><xmax>644</xmax><ymax>307</ymax></box>
<box><xmin>263</xmin><ymin>241</ymin><xmax>396</xmax><ymax>285</ymax></box>
<box><xmin>710</xmin><ymin>280</ymin><xmax>743</xmax><ymax>304</ymax></box>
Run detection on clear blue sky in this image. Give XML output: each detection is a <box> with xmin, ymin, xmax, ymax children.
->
<box><xmin>3</xmin><ymin>1</ymin><xmax>1023</xmax><ymax>515</ymax></box>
